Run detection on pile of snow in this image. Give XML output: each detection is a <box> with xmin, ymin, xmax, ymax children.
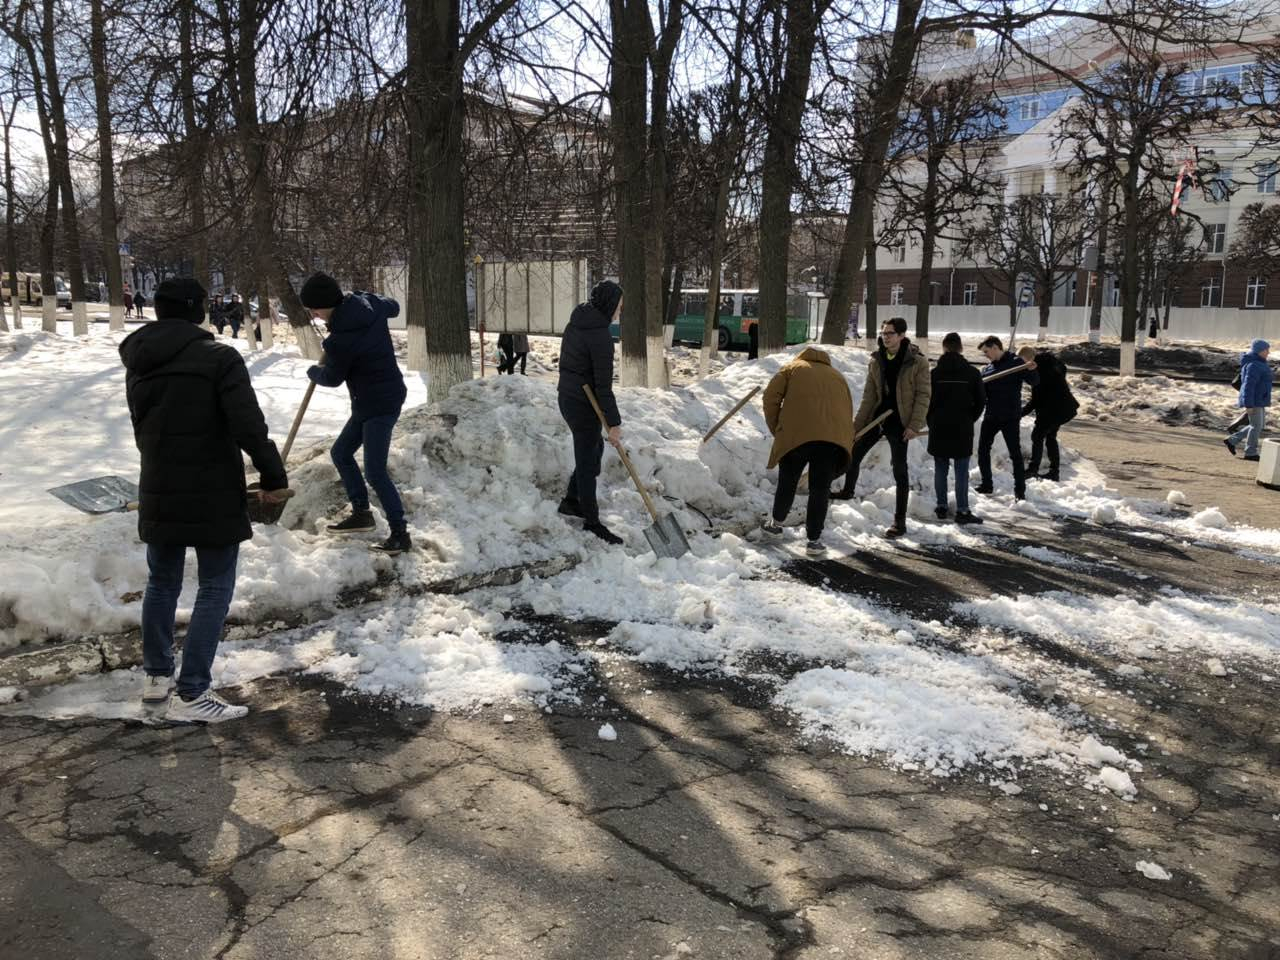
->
<box><xmin>1095</xmin><ymin>766</ymin><xmax>1138</xmax><ymax>798</ymax></box>
<box><xmin>1192</xmin><ymin>507</ymin><xmax>1231</xmax><ymax>530</ymax></box>
<box><xmin>1166</xmin><ymin>490</ymin><xmax>1188</xmax><ymax>506</ymax></box>
<box><xmin>1135</xmin><ymin>860</ymin><xmax>1173</xmax><ymax>881</ymax></box>
<box><xmin>1071</xmin><ymin>373</ymin><xmax>1236</xmax><ymax>430</ymax></box>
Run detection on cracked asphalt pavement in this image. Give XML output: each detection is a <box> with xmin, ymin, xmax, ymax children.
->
<box><xmin>4</xmin><ymin>469</ymin><xmax>1280</xmax><ymax>958</ymax></box>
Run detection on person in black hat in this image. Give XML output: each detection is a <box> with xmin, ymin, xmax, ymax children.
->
<box><xmin>556</xmin><ymin>279</ymin><xmax>625</xmax><ymax>545</ymax></box>
<box><xmin>118</xmin><ymin>277</ymin><xmax>289</xmax><ymax>723</ymax></box>
<box><xmin>300</xmin><ymin>271</ymin><xmax>411</xmax><ymax>555</ymax></box>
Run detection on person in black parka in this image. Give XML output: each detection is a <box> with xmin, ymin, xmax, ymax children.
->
<box><xmin>1019</xmin><ymin>345</ymin><xmax>1079</xmax><ymax>481</ymax></box>
<box><xmin>557</xmin><ymin>280</ymin><xmax>625</xmax><ymax>545</ymax></box>
<box><xmin>928</xmin><ymin>332</ymin><xmax>986</xmax><ymax>524</ymax></box>
<box><xmin>301</xmin><ymin>272</ymin><xmax>411</xmax><ymax>556</ymax></box>
<box><xmin>119</xmin><ymin>277</ymin><xmax>288</xmax><ymax>723</ymax></box>
<box><xmin>497</xmin><ymin>332</ymin><xmax>516</xmax><ymax>374</ymax></box>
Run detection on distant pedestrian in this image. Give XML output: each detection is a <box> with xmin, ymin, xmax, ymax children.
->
<box><xmin>928</xmin><ymin>332</ymin><xmax>986</xmax><ymax>524</ymax></box>
<box><xmin>832</xmin><ymin>316</ymin><xmax>930</xmax><ymax>539</ymax></box>
<box><xmin>123</xmin><ymin>286</ymin><xmax>134</xmax><ymax>318</ymax></box>
<box><xmin>118</xmin><ymin>277</ymin><xmax>289</xmax><ymax>723</ymax></box>
<box><xmin>302</xmin><ymin>272</ymin><xmax>411</xmax><ymax>555</ymax></box>
<box><xmin>209</xmin><ymin>294</ymin><xmax>227</xmax><ymax>334</ymax></box>
<box><xmin>1020</xmin><ymin>345</ymin><xmax>1078</xmax><ymax>482</ymax></box>
<box><xmin>512</xmin><ymin>333</ymin><xmax>530</xmax><ymax>374</ymax></box>
<box><xmin>557</xmin><ymin>280</ymin><xmax>625</xmax><ymax>545</ymax></box>
<box><xmin>226</xmin><ymin>294</ymin><xmax>244</xmax><ymax>337</ymax></box>
<box><xmin>1224</xmin><ymin>339</ymin><xmax>1272</xmax><ymax>462</ymax></box>
<box><xmin>133</xmin><ymin>289</ymin><xmax>146</xmax><ymax>320</ymax></box>
<box><xmin>497</xmin><ymin>332</ymin><xmax>515</xmax><ymax>374</ymax></box>
<box><xmin>975</xmin><ymin>335</ymin><xmax>1038</xmax><ymax>500</ymax></box>
<box><xmin>760</xmin><ymin>346</ymin><xmax>854</xmax><ymax>556</ymax></box>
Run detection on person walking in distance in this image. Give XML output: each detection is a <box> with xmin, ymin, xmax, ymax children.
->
<box><xmin>119</xmin><ymin>278</ymin><xmax>289</xmax><ymax>723</ymax></box>
<box><xmin>497</xmin><ymin>332</ymin><xmax>515</xmax><ymax>374</ymax></box>
<box><xmin>832</xmin><ymin>316</ymin><xmax>931</xmax><ymax>539</ymax></box>
<box><xmin>928</xmin><ymin>332</ymin><xmax>986</xmax><ymax>524</ymax></box>
<box><xmin>975</xmin><ymin>335</ymin><xmax>1038</xmax><ymax>499</ymax></box>
<box><xmin>556</xmin><ymin>280</ymin><xmax>625</xmax><ymax>545</ymax></box>
<box><xmin>1224</xmin><ymin>339</ymin><xmax>1273</xmax><ymax>462</ymax></box>
<box><xmin>1020</xmin><ymin>344</ymin><xmax>1079</xmax><ymax>481</ymax></box>
<box><xmin>511</xmin><ymin>333</ymin><xmax>530</xmax><ymax>374</ymax></box>
<box><xmin>760</xmin><ymin>347</ymin><xmax>854</xmax><ymax>556</ymax></box>
<box><xmin>301</xmin><ymin>272</ymin><xmax>412</xmax><ymax>555</ymax></box>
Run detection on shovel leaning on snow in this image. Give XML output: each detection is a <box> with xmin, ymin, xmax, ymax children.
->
<box><xmin>582</xmin><ymin>384</ymin><xmax>691</xmax><ymax>559</ymax></box>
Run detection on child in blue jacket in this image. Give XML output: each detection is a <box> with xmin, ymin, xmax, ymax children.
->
<box><xmin>1225</xmin><ymin>339</ymin><xmax>1273</xmax><ymax>461</ymax></box>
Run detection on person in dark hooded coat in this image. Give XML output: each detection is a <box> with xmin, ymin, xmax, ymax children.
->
<box><xmin>927</xmin><ymin>332</ymin><xmax>985</xmax><ymax>524</ymax></box>
<box><xmin>301</xmin><ymin>272</ymin><xmax>411</xmax><ymax>555</ymax></box>
<box><xmin>1019</xmin><ymin>345</ymin><xmax>1079</xmax><ymax>481</ymax></box>
<box><xmin>557</xmin><ymin>280</ymin><xmax>625</xmax><ymax>545</ymax></box>
<box><xmin>118</xmin><ymin>277</ymin><xmax>288</xmax><ymax>723</ymax></box>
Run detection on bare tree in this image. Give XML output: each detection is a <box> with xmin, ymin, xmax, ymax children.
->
<box><xmin>968</xmin><ymin>198</ymin><xmax>1031</xmax><ymax>334</ymax></box>
<box><xmin>1</xmin><ymin>77</ymin><xmax>22</xmax><ymax>330</ymax></box>
<box><xmin>87</xmin><ymin>0</ymin><xmax>125</xmax><ymax>329</ymax></box>
<box><xmin>1015</xmin><ymin>191</ymin><xmax>1088</xmax><ymax>341</ymax></box>
<box><xmin>1229</xmin><ymin>201</ymin><xmax>1280</xmax><ymax>276</ymax></box>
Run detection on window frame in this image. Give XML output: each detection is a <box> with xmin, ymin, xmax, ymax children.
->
<box><xmin>1246</xmin><ymin>275</ymin><xmax>1267</xmax><ymax>308</ymax></box>
<box><xmin>962</xmin><ymin>282</ymin><xmax>978</xmax><ymax>305</ymax></box>
<box><xmin>889</xmin><ymin>283</ymin><xmax>904</xmax><ymax>306</ymax></box>
<box><xmin>1200</xmin><ymin>275</ymin><xmax>1222</xmax><ymax>307</ymax></box>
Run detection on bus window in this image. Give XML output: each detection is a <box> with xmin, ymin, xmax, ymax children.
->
<box><xmin>786</xmin><ymin>293</ymin><xmax>809</xmax><ymax>317</ymax></box>
<box><xmin>740</xmin><ymin>294</ymin><xmax>759</xmax><ymax>317</ymax></box>
<box><xmin>683</xmin><ymin>294</ymin><xmax>707</xmax><ymax>317</ymax></box>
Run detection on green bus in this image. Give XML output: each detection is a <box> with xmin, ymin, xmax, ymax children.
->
<box><xmin>609</xmin><ymin>289</ymin><xmax>812</xmax><ymax>350</ymax></box>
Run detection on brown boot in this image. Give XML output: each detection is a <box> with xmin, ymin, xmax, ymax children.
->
<box><xmin>885</xmin><ymin>520</ymin><xmax>907</xmax><ymax>539</ymax></box>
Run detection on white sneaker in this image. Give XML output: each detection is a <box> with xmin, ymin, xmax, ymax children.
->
<box><xmin>761</xmin><ymin>516</ymin><xmax>783</xmax><ymax>538</ymax></box>
<box><xmin>141</xmin><ymin>675</ymin><xmax>172</xmax><ymax>704</ymax></box>
<box><xmin>166</xmin><ymin>690</ymin><xmax>248</xmax><ymax>724</ymax></box>
<box><xmin>805</xmin><ymin>539</ymin><xmax>827</xmax><ymax>557</ymax></box>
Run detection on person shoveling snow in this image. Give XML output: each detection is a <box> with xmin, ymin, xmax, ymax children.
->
<box><xmin>118</xmin><ymin>277</ymin><xmax>290</xmax><ymax>723</ymax></box>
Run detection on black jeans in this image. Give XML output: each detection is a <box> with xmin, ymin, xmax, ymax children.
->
<box><xmin>774</xmin><ymin>441</ymin><xmax>846</xmax><ymax>540</ymax></box>
<box><xmin>515</xmin><ymin>352</ymin><xmax>527</xmax><ymax>374</ymax></box>
<box><xmin>978</xmin><ymin>417</ymin><xmax>1026</xmax><ymax>496</ymax></box>
<box><xmin>559</xmin><ymin>395</ymin><xmax>605</xmax><ymax>523</ymax></box>
<box><xmin>747</xmin><ymin>324</ymin><xmax>759</xmax><ymax>360</ymax></box>
<box><xmin>841</xmin><ymin>417</ymin><xmax>910</xmax><ymax>522</ymax></box>
<box><xmin>1028</xmin><ymin>411</ymin><xmax>1074</xmax><ymax>474</ymax></box>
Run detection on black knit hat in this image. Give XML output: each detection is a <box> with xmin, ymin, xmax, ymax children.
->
<box><xmin>300</xmin><ymin>272</ymin><xmax>344</xmax><ymax>309</ymax></box>
<box><xmin>589</xmin><ymin>280</ymin><xmax>623</xmax><ymax>319</ymax></box>
<box><xmin>153</xmin><ymin>277</ymin><xmax>206</xmax><ymax>323</ymax></box>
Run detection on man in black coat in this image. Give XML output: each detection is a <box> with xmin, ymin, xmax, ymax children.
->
<box><xmin>1019</xmin><ymin>345</ymin><xmax>1079</xmax><ymax>481</ymax></box>
<box><xmin>301</xmin><ymin>272</ymin><xmax>411</xmax><ymax>555</ymax></box>
<box><xmin>928</xmin><ymin>332</ymin><xmax>986</xmax><ymax>524</ymax></box>
<box><xmin>226</xmin><ymin>294</ymin><xmax>244</xmax><ymax>337</ymax></box>
<box><xmin>975</xmin><ymin>335</ymin><xmax>1038</xmax><ymax>499</ymax></box>
<box><xmin>119</xmin><ymin>277</ymin><xmax>289</xmax><ymax>723</ymax></box>
<box><xmin>557</xmin><ymin>279</ymin><xmax>625</xmax><ymax>545</ymax></box>
<box><xmin>208</xmin><ymin>294</ymin><xmax>227</xmax><ymax>334</ymax></box>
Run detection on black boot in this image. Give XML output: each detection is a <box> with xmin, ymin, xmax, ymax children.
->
<box><xmin>372</xmin><ymin>529</ymin><xmax>412</xmax><ymax>555</ymax></box>
<box><xmin>558</xmin><ymin>497</ymin><xmax>583</xmax><ymax>518</ymax></box>
<box><xmin>328</xmin><ymin>509</ymin><xmax>376</xmax><ymax>534</ymax></box>
<box><xmin>585</xmin><ymin>522</ymin><xmax>623</xmax><ymax>545</ymax></box>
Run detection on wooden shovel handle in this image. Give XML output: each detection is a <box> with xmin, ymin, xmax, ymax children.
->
<box><xmin>982</xmin><ymin>361</ymin><xmax>1031</xmax><ymax>384</ymax></box>
<box><xmin>281</xmin><ymin>380</ymin><xmax>316</xmax><ymax>462</ymax></box>
<box><xmin>582</xmin><ymin>384</ymin><xmax>662</xmax><ymax>523</ymax></box>
<box><xmin>853</xmin><ymin>409</ymin><xmax>893</xmax><ymax>442</ymax></box>
<box><xmin>702</xmin><ymin>386</ymin><xmax>760</xmax><ymax>444</ymax></box>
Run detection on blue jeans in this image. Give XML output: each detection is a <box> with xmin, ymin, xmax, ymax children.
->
<box><xmin>142</xmin><ymin>544</ymin><xmax>239</xmax><ymax>699</ymax></box>
<box><xmin>1228</xmin><ymin>407</ymin><xmax>1266</xmax><ymax>457</ymax></box>
<box><xmin>332</xmin><ymin>411</ymin><xmax>405</xmax><ymax>532</ymax></box>
<box><xmin>934</xmin><ymin>456</ymin><xmax>971</xmax><ymax>513</ymax></box>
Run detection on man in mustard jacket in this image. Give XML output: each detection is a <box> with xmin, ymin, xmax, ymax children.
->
<box><xmin>761</xmin><ymin>347</ymin><xmax>854</xmax><ymax>556</ymax></box>
<box><xmin>831</xmin><ymin>317</ymin><xmax>931</xmax><ymax>539</ymax></box>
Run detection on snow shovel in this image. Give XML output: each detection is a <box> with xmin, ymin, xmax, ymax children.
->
<box><xmin>248</xmin><ymin>379</ymin><xmax>314</xmax><ymax>524</ymax></box>
<box><xmin>583</xmin><ymin>384</ymin><xmax>691</xmax><ymax>559</ymax></box>
<box><xmin>853</xmin><ymin>409</ymin><xmax>893</xmax><ymax>442</ymax></box>
<box><xmin>702</xmin><ymin>386</ymin><xmax>760</xmax><ymax>444</ymax></box>
<box><xmin>982</xmin><ymin>362</ymin><xmax>1032</xmax><ymax>384</ymax></box>
<box><xmin>47</xmin><ymin>475</ymin><xmax>141</xmax><ymax>515</ymax></box>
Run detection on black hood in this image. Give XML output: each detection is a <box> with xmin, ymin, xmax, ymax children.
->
<box><xmin>119</xmin><ymin>319</ymin><xmax>213</xmax><ymax>375</ymax></box>
<box><xmin>569</xmin><ymin>301</ymin><xmax>611</xmax><ymax>331</ymax></box>
<box><xmin>936</xmin><ymin>350</ymin><xmax>970</xmax><ymax>372</ymax></box>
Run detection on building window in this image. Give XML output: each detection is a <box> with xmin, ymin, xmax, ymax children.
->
<box><xmin>1258</xmin><ymin>162</ymin><xmax>1277</xmax><ymax>194</ymax></box>
<box><xmin>1201</xmin><ymin>276</ymin><xmax>1222</xmax><ymax>307</ymax></box>
<box><xmin>889</xmin><ymin>284</ymin><xmax>904</xmax><ymax>305</ymax></box>
<box><xmin>1207</xmin><ymin>167</ymin><xmax>1233</xmax><ymax>202</ymax></box>
<box><xmin>1019</xmin><ymin>98</ymin><xmax>1040</xmax><ymax>121</ymax></box>
<box><xmin>891</xmin><ymin>245</ymin><xmax>906</xmax><ymax>263</ymax></box>
<box><xmin>1246</xmin><ymin>276</ymin><xmax>1267</xmax><ymax>307</ymax></box>
<box><xmin>962</xmin><ymin>282</ymin><xmax>978</xmax><ymax>305</ymax></box>
<box><xmin>1204</xmin><ymin>223</ymin><xmax>1226</xmax><ymax>254</ymax></box>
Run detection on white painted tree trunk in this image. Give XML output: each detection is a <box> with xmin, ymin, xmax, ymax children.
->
<box><xmin>9</xmin><ymin>299</ymin><xmax>20</xmax><ymax>330</ymax></box>
<box><xmin>0</xmin><ymin>302</ymin><xmax>7</xmax><ymax>331</ymax></box>
<box><xmin>619</xmin><ymin>354</ymin><xmax>646</xmax><ymax>388</ymax></box>
<box><xmin>72</xmin><ymin>301</ymin><xmax>89</xmax><ymax>336</ymax></box>
<box><xmin>1119</xmin><ymin>340</ymin><xmax>1136</xmax><ymax>377</ymax></box>
<box><xmin>646</xmin><ymin>335</ymin><xmax>667</xmax><ymax>388</ymax></box>
<box><xmin>407</xmin><ymin>321</ymin><xmax>427</xmax><ymax>374</ymax></box>
<box><xmin>1088</xmin><ymin>327</ymin><xmax>1101</xmax><ymax>344</ymax></box>
<box><xmin>1037</xmin><ymin>326</ymin><xmax>1047</xmax><ymax>342</ymax></box>
<box><xmin>294</xmin><ymin>323</ymin><xmax>322</xmax><ymax>360</ymax></box>
<box><xmin>244</xmin><ymin>320</ymin><xmax>259</xmax><ymax>351</ymax></box>
<box><xmin>260</xmin><ymin>314</ymin><xmax>274</xmax><ymax>349</ymax></box>
<box><xmin>42</xmin><ymin>296</ymin><xmax>56</xmax><ymax>332</ymax></box>
<box><xmin>108</xmin><ymin>303</ymin><xmax>124</xmax><ymax>331</ymax></box>
<box><xmin>426</xmin><ymin>350</ymin><xmax>468</xmax><ymax>405</ymax></box>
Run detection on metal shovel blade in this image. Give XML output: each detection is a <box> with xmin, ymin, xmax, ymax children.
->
<box><xmin>47</xmin><ymin>475</ymin><xmax>139</xmax><ymax>514</ymax></box>
<box><xmin>643</xmin><ymin>511</ymin><xmax>691</xmax><ymax>559</ymax></box>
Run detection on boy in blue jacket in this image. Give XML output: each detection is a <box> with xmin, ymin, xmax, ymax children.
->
<box><xmin>1225</xmin><ymin>339</ymin><xmax>1273</xmax><ymax>461</ymax></box>
<box><xmin>301</xmin><ymin>272</ymin><xmax>411</xmax><ymax>555</ymax></box>
<box><xmin>975</xmin><ymin>335</ymin><xmax>1038</xmax><ymax>500</ymax></box>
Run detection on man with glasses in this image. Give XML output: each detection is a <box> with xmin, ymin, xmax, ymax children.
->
<box><xmin>832</xmin><ymin>317</ymin><xmax>930</xmax><ymax>539</ymax></box>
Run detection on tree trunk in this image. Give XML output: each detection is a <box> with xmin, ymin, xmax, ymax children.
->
<box><xmin>1037</xmin><ymin>295</ymin><xmax>1051</xmax><ymax>341</ymax></box>
<box><xmin>405</xmin><ymin>0</ymin><xmax>476</xmax><ymax>402</ymax></box>
<box><xmin>1088</xmin><ymin>185</ymin><xmax>1110</xmax><ymax>344</ymax></box>
<box><xmin>699</xmin><ymin>157</ymin><xmax>735</xmax><ymax>377</ymax></box>
<box><xmin>179</xmin><ymin>0</ymin><xmax>210</xmax><ymax>300</ymax></box>
<box><xmin>40</xmin><ymin>0</ymin><xmax>88</xmax><ymax>335</ymax></box>
<box><xmin>863</xmin><ymin>234</ymin><xmax>877</xmax><ymax>343</ymax></box>
<box><xmin>90</xmin><ymin>0</ymin><xmax>125</xmax><ymax>331</ymax></box>
<box><xmin>818</xmin><ymin>0</ymin><xmax>922</xmax><ymax>345</ymax></box>
<box><xmin>914</xmin><ymin>216</ymin><xmax>937</xmax><ymax>349</ymax></box>
<box><xmin>2</xmin><ymin>100</ymin><xmax>20</xmax><ymax>330</ymax></box>
<box><xmin>758</xmin><ymin>0</ymin><xmax>823</xmax><ymax>356</ymax></box>
<box><xmin>1118</xmin><ymin>169</ymin><xmax>1140</xmax><ymax>376</ymax></box>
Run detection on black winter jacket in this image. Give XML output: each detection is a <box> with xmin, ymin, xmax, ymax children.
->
<box><xmin>981</xmin><ymin>351</ymin><xmax>1039</xmax><ymax>423</ymax></box>
<box><xmin>119</xmin><ymin>320</ymin><xmax>287</xmax><ymax>546</ymax></box>
<box><xmin>1022</xmin><ymin>351</ymin><xmax>1079</xmax><ymax>424</ymax></box>
<box><xmin>308</xmin><ymin>292</ymin><xmax>406</xmax><ymax>417</ymax></box>
<box><xmin>927</xmin><ymin>351</ymin><xmax>986</xmax><ymax>459</ymax></box>
<box><xmin>557</xmin><ymin>302</ymin><xmax>620</xmax><ymax>428</ymax></box>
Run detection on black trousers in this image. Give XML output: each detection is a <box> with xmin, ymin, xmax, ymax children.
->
<box><xmin>515</xmin><ymin>352</ymin><xmax>527</xmax><ymax>374</ymax></box>
<box><xmin>978</xmin><ymin>417</ymin><xmax>1026</xmax><ymax>496</ymax></box>
<box><xmin>747</xmin><ymin>324</ymin><xmax>759</xmax><ymax>360</ymax></box>
<box><xmin>774</xmin><ymin>441</ymin><xmax>846</xmax><ymax>541</ymax></box>
<box><xmin>559</xmin><ymin>395</ymin><xmax>605</xmax><ymax>524</ymax></box>
<box><xmin>1028</xmin><ymin>411</ymin><xmax>1074</xmax><ymax>474</ymax></box>
<box><xmin>841</xmin><ymin>418</ymin><xmax>910</xmax><ymax>522</ymax></box>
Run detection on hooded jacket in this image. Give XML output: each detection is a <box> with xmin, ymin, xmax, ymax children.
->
<box><xmin>927</xmin><ymin>351</ymin><xmax>986</xmax><ymax>459</ymax></box>
<box><xmin>763</xmin><ymin>347</ymin><xmax>854</xmax><ymax>470</ymax></box>
<box><xmin>119</xmin><ymin>320</ymin><xmax>287</xmax><ymax>546</ymax></box>
<box><xmin>1022</xmin><ymin>351</ymin><xmax>1079</xmax><ymax>424</ymax></box>
<box><xmin>308</xmin><ymin>292</ymin><xmax>406</xmax><ymax>417</ymax></box>
<box><xmin>1238</xmin><ymin>349</ymin><xmax>1274</xmax><ymax>408</ymax></box>
<box><xmin>557</xmin><ymin>301</ymin><xmax>620</xmax><ymax>427</ymax></box>
<box><xmin>854</xmin><ymin>338</ymin><xmax>931</xmax><ymax>435</ymax></box>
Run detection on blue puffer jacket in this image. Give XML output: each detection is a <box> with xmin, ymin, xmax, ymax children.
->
<box><xmin>1238</xmin><ymin>350</ymin><xmax>1273</xmax><ymax>408</ymax></box>
<box><xmin>308</xmin><ymin>292</ymin><xmax>407</xmax><ymax>417</ymax></box>
<box><xmin>981</xmin><ymin>351</ymin><xmax>1039</xmax><ymax>423</ymax></box>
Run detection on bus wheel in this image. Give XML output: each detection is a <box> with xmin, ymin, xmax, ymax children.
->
<box><xmin>717</xmin><ymin>326</ymin><xmax>731</xmax><ymax>351</ymax></box>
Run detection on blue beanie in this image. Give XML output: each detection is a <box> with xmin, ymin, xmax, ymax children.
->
<box><xmin>1251</xmin><ymin>338</ymin><xmax>1270</xmax><ymax>355</ymax></box>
